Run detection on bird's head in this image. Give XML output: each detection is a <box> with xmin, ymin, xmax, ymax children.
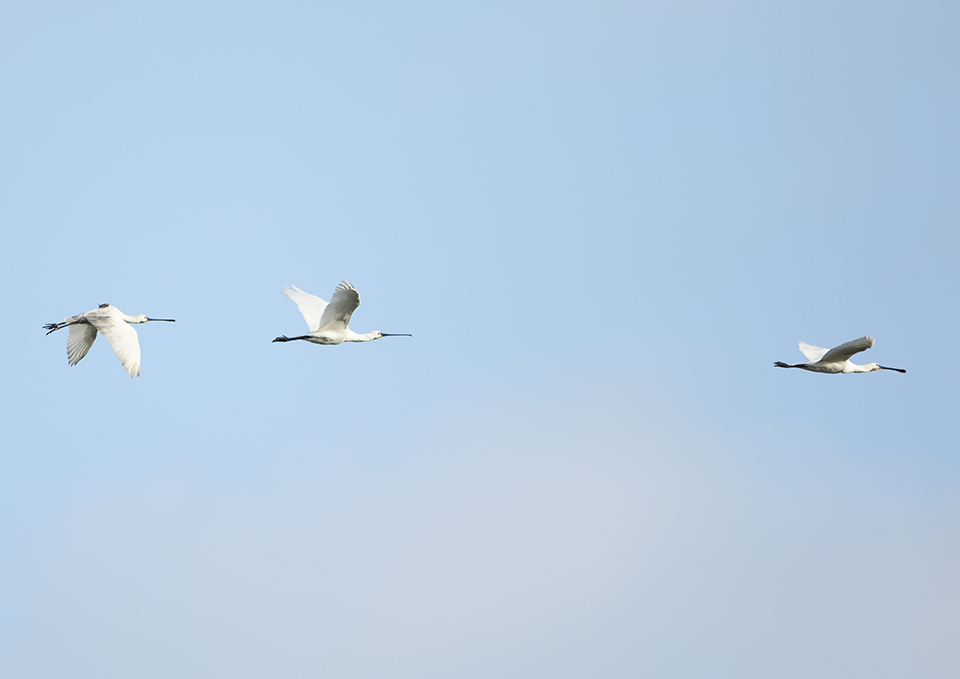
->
<box><xmin>868</xmin><ymin>363</ymin><xmax>882</xmax><ymax>372</ymax></box>
<box><xmin>371</xmin><ymin>331</ymin><xmax>412</xmax><ymax>340</ymax></box>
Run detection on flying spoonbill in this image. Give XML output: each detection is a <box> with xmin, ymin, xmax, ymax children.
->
<box><xmin>774</xmin><ymin>336</ymin><xmax>905</xmax><ymax>374</ymax></box>
<box><xmin>273</xmin><ymin>280</ymin><xmax>411</xmax><ymax>345</ymax></box>
<box><xmin>44</xmin><ymin>304</ymin><xmax>175</xmax><ymax>378</ymax></box>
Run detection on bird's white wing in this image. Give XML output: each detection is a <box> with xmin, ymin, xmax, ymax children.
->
<box><xmin>88</xmin><ymin>314</ymin><xmax>142</xmax><ymax>378</ymax></box>
<box><xmin>66</xmin><ymin>322</ymin><xmax>98</xmax><ymax>366</ymax></box>
<box><xmin>819</xmin><ymin>336</ymin><xmax>874</xmax><ymax>364</ymax></box>
<box><xmin>797</xmin><ymin>341</ymin><xmax>829</xmax><ymax>363</ymax></box>
<box><xmin>317</xmin><ymin>280</ymin><xmax>360</xmax><ymax>331</ymax></box>
<box><xmin>281</xmin><ymin>285</ymin><xmax>328</xmax><ymax>332</ymax></box>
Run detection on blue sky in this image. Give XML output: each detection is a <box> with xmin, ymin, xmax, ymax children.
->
<box><xmin>1</xmin><ymin>1</ymin><xmax>958</xmax><ymax>677</ymax></box>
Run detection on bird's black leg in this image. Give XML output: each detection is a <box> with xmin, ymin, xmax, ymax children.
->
<box><xmin>43</xmin><ymin>318</ymin><xmax>90</xmax><ymax>335</ymax></box>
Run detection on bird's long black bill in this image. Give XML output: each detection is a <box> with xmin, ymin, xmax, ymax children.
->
<box><xmin>147</xmin><ymin>318</ymin><xmax>176</xmax><ymax>322</ymax></box>
<box><xmin>878</xmin><ymin>365</ymin><xmax>906</xmax><ymax>373</ymax></box>
<box><xmin>380</xmin><ymin>333</ymin><xmax>412</xmax><ymax>337</ymax></box>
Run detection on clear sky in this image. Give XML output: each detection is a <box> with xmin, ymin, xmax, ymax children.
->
<box><xmin>2</xmin><ymin>1</ymin><xmax>958</xmax><ymax>677</ymax></box>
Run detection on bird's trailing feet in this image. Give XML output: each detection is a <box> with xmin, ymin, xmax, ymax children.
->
<box><xmin>43</xmin><ymin>318</ymin><xmax>88</xmax><ymax>335</ymax></box>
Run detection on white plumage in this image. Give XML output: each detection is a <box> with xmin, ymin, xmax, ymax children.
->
<box><xmin>775</xmin><ymin>336</ymin><xmax>905</xmax><ymax>374</ymax></box>
<box><xmin>44</xmin><ymin>305</ymin><xmax>175</xmax><ymax>378</ymax></box>
<box><xmin>274</xmin><ymin>280</ymin><xmax>411</xmax><ymax>346</ymax></box>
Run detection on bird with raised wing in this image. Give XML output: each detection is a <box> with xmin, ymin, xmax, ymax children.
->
<box><xmin>774</xmin><ymin>336</ymin><xmax>905</xmax><ymax>374</ymax></box>
<box><xmin>44</xmin><ymin>304</ymin><xmax>175</xmax><ymax>378</ymax></box>
<box><xmin>273</xmin><ymin>280</ymin><xmax>411</xmax><ymax>345</ymax></box>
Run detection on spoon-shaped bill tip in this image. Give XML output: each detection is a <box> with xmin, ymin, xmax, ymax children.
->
<box><xmin>878</xmin><ymin>365</ymin><xmax>906</xmax><ymax>373</ymax></box>
<box><xmin>380</xmin><ymin>333</ymin><xmax>412</xmax><ymax>337</ymax></box>
<box><xmin>147</xmin><ymin>318</ymin><xmax>176</xmax><ymax>322</ymax></box>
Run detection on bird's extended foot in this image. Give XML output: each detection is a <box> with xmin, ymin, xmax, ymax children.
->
<box><xmin>774</xmin><ymin>361</ymin><xmax>790</xmax><ymax>368</ymax></box>
<box><xmin>43</xmin><ymin>322</ymin><xmax>62</xmax><ymax>335</ymax></box>
<box><xmin>273</xmin><ymin>335</ymin><xmax>290</xmax><ymax>343</ymax></box>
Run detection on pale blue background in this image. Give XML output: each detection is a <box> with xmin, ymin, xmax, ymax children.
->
<box><xmin>2</xmin><ymin>1</ymin><xmax>958</xmax><ymax>677</ymax></box>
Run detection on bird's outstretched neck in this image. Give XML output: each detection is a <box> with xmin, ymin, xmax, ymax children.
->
<box><xmin>346</xmin><ymin>330</ymin><xmax>413</xmax><ymax>342</ymax></box>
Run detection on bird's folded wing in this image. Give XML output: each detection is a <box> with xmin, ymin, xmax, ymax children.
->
<box><xmin>317</xmin><ymin>280</ymin><xmax>360</xmax><ymax>331</ymax></box>
<box><xmin>89</xmin><ymin>316</ymin><xmax>142</xmax><ymax>377</ymax></box>
<box><xmin>797</xmin><ymin>341</ymin><xmax>829</xmax><ymax>363</ymax></box>
<box><xmin>820</xmin><ymin>336</ymin><xmax>874</xmax><ymax>364</ymax></box>
<box><xmin>66</xmin><ymin>323</ymin><xmax>98</xmax><ymax>366</ymax></box>
<box><xmin>282</xmin><ymin>286</ymin><xmax>328</xmax><ymax>332</ymax></box>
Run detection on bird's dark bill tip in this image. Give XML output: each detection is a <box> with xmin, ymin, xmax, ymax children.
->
<box><xmin>879</xmin><ymin>365</ymin><xmax>906</xmax><ymax>373</ymax></box>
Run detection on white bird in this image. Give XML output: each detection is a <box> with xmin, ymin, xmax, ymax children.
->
<box><xmin>44</xmin><ymin>304</ymin><xmax>175</xmax><ymax>378</ymax></box>
<box><xmin>273</xmin><ymin>280</ymin><xmax>411</xmax><ymax>345</ymax></box>
<box><xmin>775</xmin><ymin>336</ymin><xmax>905</xmax><ymax>374</ymax></box>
